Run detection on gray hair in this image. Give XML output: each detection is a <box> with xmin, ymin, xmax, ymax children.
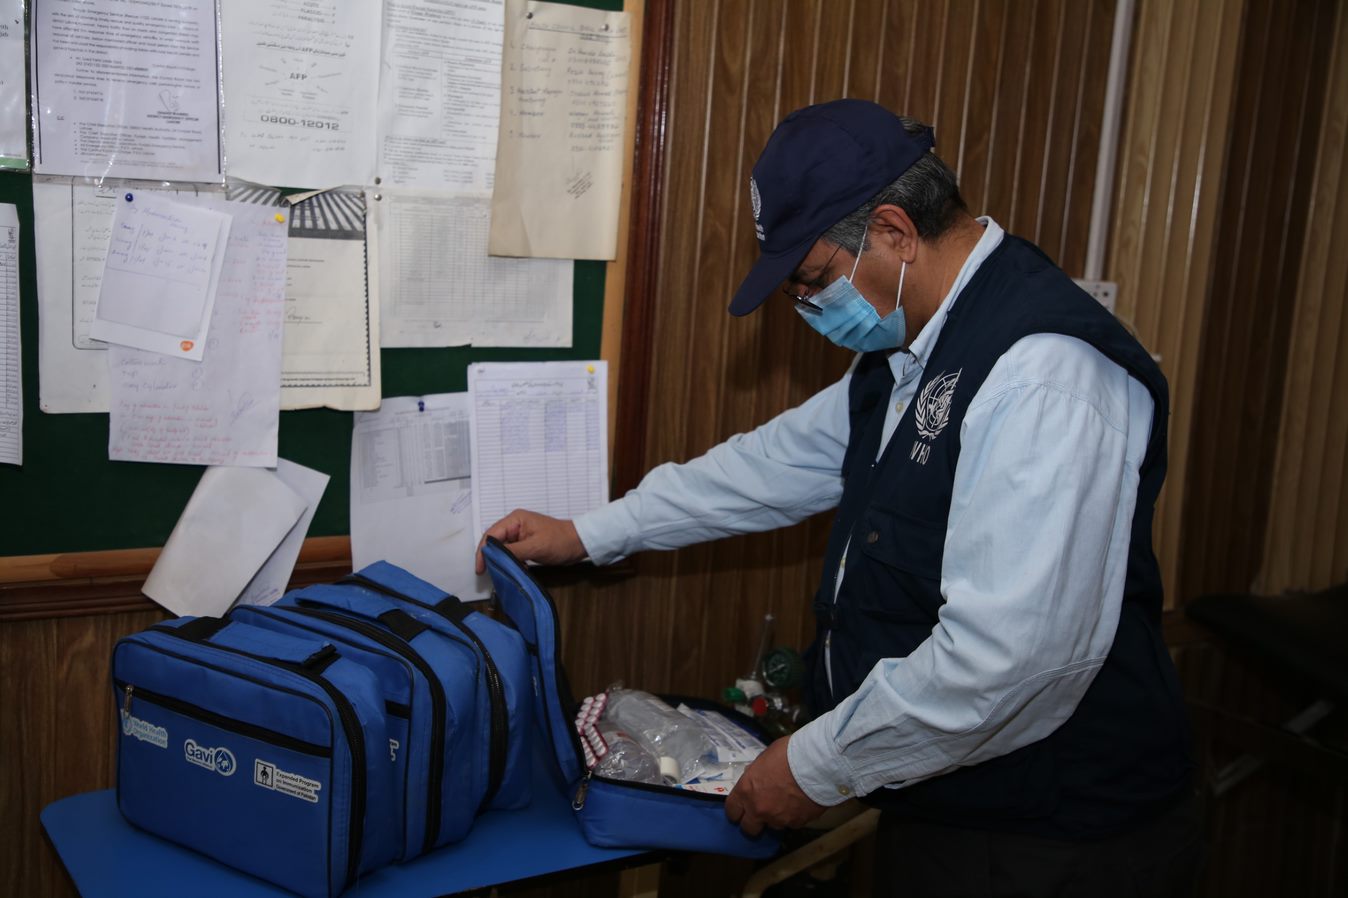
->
<box><xmin>823</xmin><ymin>116</ymin><xmax>967</xmax><ymax>252</ymax></box>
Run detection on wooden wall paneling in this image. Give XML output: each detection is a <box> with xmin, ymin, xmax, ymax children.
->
<box><xmin>1258</xmin><ymin>0</ymin><xmax>1348</xmax><ymax>593</ymax></box>
<box><xmin>875</xmin><ymin>0</ymin><xmax>920</xmax><ymax>115</ymax></box>
<box><xmin>668</xmin><ymin>0</ymin><xmax>753</xmax><ymax>695</ymax></box>
<box><xmin>1</xmin><ymin>610</ymin><xmax>166</xmax><ymax>898</ymax></box>
<box><xmin>1034</xmin><ymin>0</ymin><xmax>1090</xmax><ymax>268</ymax></box>
<box><xmin>613</xmin><ymin>0</ymin><xmax>675</xmax><ymax>499</ymax></box>
<box><xmin>954</xmin><ymin>0</ymin><xmax>1007</xmax><ymax>213</ymax></box>
<box><xmin>1013</xmin><ymin>0</ymin><xmax>1066</xmax><ymax>243</ymax></box>
<box><xmin>932</xmin><ymin>0</ymin><xmax>977</xmax><ymax>166</ymax></box>
<box><xmin>1108</xmin><ymin>0</ymin><xmax>1244</xmax><ymax>603</ymax></box>
<box><xmin>1058</xmin><ymin>1</ymin><xmax>1114</xmax><ymax>275</ymax></box>
<box><xmin>847</xmin><ymin>0</ymin><xmax>890</xmax><ymax>102</ymax></box>
<box><xmin>1180</xmin><ymin>0</ymin><xmax>1336</xmax><ymax>602</ymax></box>
<box><xmin>902</xmin><ymin>1</ymin><xmax>945</xmax><ymax>125</ymax></box>
<box><xmin>601</xmin><ymin>0</ymin><xmax>646</xmax><ymax>457</ymax></box>
<box><xmin>981</xmin><ymin>3</ymin><xmax>1037</xmax><ymax>226</ymax></box>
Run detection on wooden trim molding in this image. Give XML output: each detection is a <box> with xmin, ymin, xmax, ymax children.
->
<box><xmin>612</xmin><ymin>0</ymin><xmax>675</xmax><ymax>497</ymax></box>
<box><xmin>0</xmin><ymin>537</ymin><xmax>354</xmax><ymax>622</ymax></box>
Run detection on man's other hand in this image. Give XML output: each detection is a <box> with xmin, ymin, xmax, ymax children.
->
<box><xmin>724</xmin><ymin>736</ymin><xmax>827</xmax><ymax>837</ymax></box>
<box><xmin>475</xmin><ymin>509</ymin><xmax>585</xmax><ymax>573</ymax></box>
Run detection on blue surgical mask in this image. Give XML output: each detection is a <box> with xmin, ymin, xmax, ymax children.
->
<box><xmin>796</xmin><ymin>238</ymin><xmax>907</xmax><ymax>352</ymax></box>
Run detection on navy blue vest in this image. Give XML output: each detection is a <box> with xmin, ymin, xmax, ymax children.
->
<box><xmin>805</xmin><ymin>235</ymin><xmax>1191</xmax><ymax>839</ymax></box>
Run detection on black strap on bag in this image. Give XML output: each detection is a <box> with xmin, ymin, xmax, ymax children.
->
<box><xmin>167</xmin><ymin>616</ymin><xmax>228</xmax><ymax>642</ymax></box>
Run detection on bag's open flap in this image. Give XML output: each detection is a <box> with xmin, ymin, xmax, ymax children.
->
<box><xmin>480</xmin><ymin>538</ymin><xmax>585</xmax><ymax>785</ymax></box>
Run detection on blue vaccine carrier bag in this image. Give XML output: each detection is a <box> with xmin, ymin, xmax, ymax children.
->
<box><xmin>231</xmin><ymin>587</ymin><xmax>485</xmax><ymax>860</ymax></box>
<box><xmin>480</xmin><ymin>537</ymin><xmax>780</xmax><ymax>858</ymax></box>
<box><xmin>112</xmin><ymin>616</ymin><xmax>399</xmax><ymax>898</ymax></box>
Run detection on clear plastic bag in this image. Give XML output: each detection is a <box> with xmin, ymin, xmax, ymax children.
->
<box><xmin>603</xmin><ymin>687</ymin><xmax>717</xmax><ymax>783</ymax></box>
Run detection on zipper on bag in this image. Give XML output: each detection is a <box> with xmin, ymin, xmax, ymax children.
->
<box><xmin>151</xmin><ymin>626</ymin><xmax>369</xmax><ymax>893</ymax></box>
<box><xmin>118</xmin><ymin>679</ymin><xmax>332</xmax><ymax>757</ymax></box>
<box><xmin>341</xmin><ymin>573</ymin><xmax>511</xmax><ymax>809</ymax></box>
<box><xmin>282</xmin><ymin>604</ymin><xmax>450</xmax><ymax>853</ymax></box>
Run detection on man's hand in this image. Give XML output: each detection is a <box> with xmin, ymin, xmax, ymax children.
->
<box><xmin>724</xmin><ymin>736</ymin><xmax>827</xmax><ymax>837</ymax></box>
<box><xmin>475</xmin><ymin>509</ymin><xmax>586</xmax><ymax>573</ymax></box>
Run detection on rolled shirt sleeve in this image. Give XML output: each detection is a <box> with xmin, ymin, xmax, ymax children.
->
<box><xmin>788</xmin><ymin>335</ymin><xmax>1155</xmax><ymax>804</ymax></box>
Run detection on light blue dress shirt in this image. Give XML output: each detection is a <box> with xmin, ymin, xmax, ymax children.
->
<box><xmin>574</xmin><ymin>218</ymin><xmax>1155</xmax><ymax>807</ymax></box>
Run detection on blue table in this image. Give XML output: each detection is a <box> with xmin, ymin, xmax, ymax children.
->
<box><xmin>42</xmin><ymin>767</ymin><xmax>658</xmax><ymax>897</ymax></box>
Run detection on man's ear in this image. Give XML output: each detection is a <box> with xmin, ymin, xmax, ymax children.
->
<box><xmin>869</xmin><ymin>204</ymin><xmax>919</xmax><ymax>263</ymax></box>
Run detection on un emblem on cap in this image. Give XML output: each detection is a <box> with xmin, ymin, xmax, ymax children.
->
<box><xmin>749</xmin><ymin>177</ymin><xmax>764</xmax><ymax>240</ymax></box>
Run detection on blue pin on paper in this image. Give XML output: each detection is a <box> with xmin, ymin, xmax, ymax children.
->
<box><xmin>417</xmin><ymin>400</ymin><xmax>425</xmax><ymax>412</ymax></box>
<box><xmin>124</xmin><ymin>192</ymin><xmax>134</xmax><ymax>202</ymax></box>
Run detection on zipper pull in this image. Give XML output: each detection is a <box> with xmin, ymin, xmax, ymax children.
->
<box><xmin>571</xmin><ymin>771</ymin><xmax>593</xmax><ymax>811</ymax></box>
<box><xmin>122</xmin><ymin>684</ymin><xmax>133</xmax><ymax>717</ymax></box>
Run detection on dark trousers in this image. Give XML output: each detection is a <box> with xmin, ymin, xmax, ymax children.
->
<box><xmin>872</xmin><ymin>794</ymin><xmax>1205</xmax><ymax>898</ymax></box>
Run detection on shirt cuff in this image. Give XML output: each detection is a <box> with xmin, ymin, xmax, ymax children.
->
<box><xmin>572</xmin><ymin>498</ymin><xmax>638</xmax><ymax>565</ymax></box>
<box><xmin>787</xmin><ymin>716</ymin><xmax>859</xmax><ymax>807</ymax></box>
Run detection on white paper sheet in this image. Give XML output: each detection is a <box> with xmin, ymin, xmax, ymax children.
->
<box><xmin>228</xmin><ymin>183</ymin><xmax>381</xmax><ymax>411</ymax></box>
<box><xmin>351</xmin><ymin>393</ymin><xmax>491</xmax><ymax>600</ymax></box>
<box><xmin>0</xmin><ymin>203</ymin><xmax>20</xmax><ymax>465</ymax></box>
<box><xmin>30</xmin><ymin>0</ymin><xmax>224</xmax><ymax>181</ymax></box>
<box><xmin>221</xmin><ymin>0</ymin><xmax>380</xmax><ymax>188</ymax></box>
<box><xmin>144</xmin><ymin>466</ymin><xmax>307</xmax><ymax>618</ymax></box>
<box><xmin>373</xmin><ymin>191</ymin><xmax>571</xmax><ymax>348</ymax></box>
<box><xmin>108</xmin><ymin>199</ymin><xmax>289</xmax><ymax>466</ymax></box>
<box><xmin>0</xmin><ymin>0</ymin><xmax>26</xmax><ymax>169</ymax></box>
<box><xmin>34</xmin><ymin>180</ymin><xmax>211</xmax><ymax>413</ymax></box>
<box><xmin>488</xmin><ymin>0</ymin><xmax>631</xmax><ymax>260</ymax></box>
<box><xmin>468</xmin><ymin>361</ymin><xmax>608</xmax><ymax>542</ymax></box>
<box><xmin>90</xmin><ymin>194</ymin><xmax>231</xmax><ymax>361</ymax></box>
<box><xmin>37</xmin><ymin>180</ymin><xmax>382</xmax><ymax>413</ymax></box>
<box><xmin>377</xmin><ymin>0</ymin><xmax>504</xmax><ymax>192</ymax></box>
<box><xmin>235</xmin><ymin>459</ymin><xmax>331</xmax><ymax>607</ymax></box>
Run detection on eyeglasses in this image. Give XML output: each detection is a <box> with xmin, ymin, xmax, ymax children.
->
<box><xmin>781</xmin><ymin>242</ymin><xmax>845</xmax><ymax>311</ymax></box>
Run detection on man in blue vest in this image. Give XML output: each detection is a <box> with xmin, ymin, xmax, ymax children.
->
<box><xmin>478</xmin><ymin>99</ymin><xmax>1201</xmax><ymax>896</ymax></box>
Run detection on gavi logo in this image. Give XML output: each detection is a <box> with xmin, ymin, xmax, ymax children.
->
<box><xmin>184</xmin><ymin>739</ymin><xmax>237</xmax><ymax>776</ymax></box>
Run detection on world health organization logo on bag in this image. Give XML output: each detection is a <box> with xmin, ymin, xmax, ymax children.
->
<box><xmin>910</xmin><ymin>369</ymin><xmax>961</xmax><ymax>466</ymax></box>
<box><xmin>184</xmin><ymin>739</ymin><xmax>237</xmax><ymax>776</ymax></box>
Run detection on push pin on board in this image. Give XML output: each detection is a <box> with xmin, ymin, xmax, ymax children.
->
<box><xmin>586</xmin><ymin>364</ymin><xmax>595</xmax><ymax>374</ymax></box>
<box><xmin>417</xmin><ymin>400</ymin><xmax>425</xmax><ymax>412</ymax></box>
<box><xmin>274</xmin><ymin>213</ymin><xmax>286</xmax><ymax>223</ymax></box>
<box><xmin>124</xmin><ymin>192</ymin><xmax>134</xmax><ymax>202</ymax></box>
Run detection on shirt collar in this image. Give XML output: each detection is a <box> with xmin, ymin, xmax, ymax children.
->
<box><xmin>890</xmin><ymin>216</ymin><xmax>1004</xmax><ymax>379</ymax></box>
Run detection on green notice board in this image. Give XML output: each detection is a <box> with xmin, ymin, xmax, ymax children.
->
<box><xmin>0</xmin><ymin>0</ymin><xmax>623</xmax><ymax>556</ymax></box>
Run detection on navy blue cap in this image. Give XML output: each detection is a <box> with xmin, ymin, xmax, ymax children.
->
<box><xmin>730</xmin><ymin>99</ymin><xmax>935</xmax><ymax>316</ymax></box>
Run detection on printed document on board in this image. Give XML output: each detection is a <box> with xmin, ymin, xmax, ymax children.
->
<box><xmin>0</xmin><ymin>203</ymin><xmax>20</xmax><ymax>465</ymax></box>
<box><xmin>373</xmin><ymin>190</ymin><xmax>571</xmax><ymax>348</ymax></box>
<box><xmin>351</xmin><ymin>393</ymin><xmax>491</xmax><ymax>600</ymax></box>
<box><xmin>0</xmin><ymin>0</ymin><xmax>26</xmax><ymax>169</ymax></box>
<box><xmin>34</xmin><ymin>180</ymin><xmax>382</xmax><ymax>414</ymax></box>
<box><xmin>228</xmin><ymin>183</ymin><xmax>382</xmax><ymax>411</ymax></box>
<box><xmin>488</xmin><ymin>0</ymin><xmax>631</xmax><ymax>260</ymax></box>
<box><xmin>30</xmin><ymin>0</ymin><xmax>224</xmax><ymax>181</ymax></box>
<box><xmin>221</xmin><ymin>0</ymin><xmax>380</xmax><ymax>188</ymax></box>
<box><xmin>468</xmin><ymin>361</ymin><xmax>608</xmax><ymax>543</ymax></box>
<box><xmin>377</xmin><ymin>0</ymin><xmax>504</xmax><ymax>192</ymax></box>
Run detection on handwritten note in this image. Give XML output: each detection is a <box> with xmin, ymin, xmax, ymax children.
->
<box><xmin>488</xmin><ymin>0</ymin><xmax>631</xmax><ymax>260</ymax></box>
<box><xmin>90</xmin><ymin>194</ymin><xmax>230</xmax><ymax>361</ymax></box>
<box><xmin>108</xmin><ymin>200</ymin><xmax>289</xmax><ymax>467</ymax></box>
